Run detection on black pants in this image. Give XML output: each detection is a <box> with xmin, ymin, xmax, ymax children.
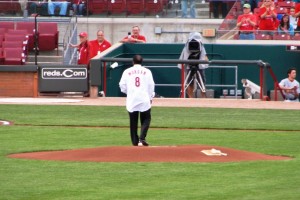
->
<box><xmin>128</xmin><ymin>109</ymin><xmax>151</xmax><ymax>146</ymax></box>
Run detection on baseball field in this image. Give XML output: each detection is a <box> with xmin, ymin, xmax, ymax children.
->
<box><xmin>0</xmin><ymin>99</ymin><xmax>300</xmax><ymax>199</ymax></box>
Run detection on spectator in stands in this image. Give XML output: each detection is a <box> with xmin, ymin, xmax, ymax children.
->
<box><xmin>279</xmin><ymin>67</ymin><xmax>300</xmax><ymax>102</ymax></box>
<box><xmin>181</xmin><ymin>0</ymin><xmax>196</xmax><ymax>18</ymax></box>
<box><xmin>212</xmin><ymin>1</ymin><xmax>228</xmax><ymax>18</ymax></box>
<box><xmin>72</xmin><ymin>0</ymin><xmax>86</xmax><ymax>16</ymax></box>
<box><xmin>89</xmin><ymin>30</ymin><xmax>111</xmax><ymax>59</ymax></box>
<box><xmin>48</xmin><ymin>0</ymin><xmax>69</xmax><ymax>16</ymax></box>
<box><xmin>258</xmin><ymin>0</ymin><xmax>277</xmax><ymax>35</ymax></box>
<box><xmin>120</xmin><ymin>26</ymin><xmax>146</xmax><ymax>43</ymax></box>
<box><xmin>237</xmin><ymin>3</ymin><xmax>257</xmax><ymax>40</ymax></box>
<box><xmin>70</xmin><ymin>32</ymin><xmax>90</xmax><ymax>65</ymax></box>
<box><xmin>289</xmin><ymin>7</ymin><xmax>298</xmax><ymax>30</ymax></box>
<box><xmin>278</xmin><ymin>14</ymin><xmax>294</xmax><ymax>36</ymax></box>
<box><xmin>28</xmin><ymin>1</ymin><xmax>48</xmax><ymax>16</ymax></box>
<box><xmin>295</xmin><ymin>2</ymin><xmax>300</xmax><ymax>35</ymax></box>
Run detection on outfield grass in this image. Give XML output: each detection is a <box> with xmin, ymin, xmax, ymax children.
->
<box><xmin>0</xmin><ymin>105</ymin><xmax>300</xmax><ymax>200</ymax></box>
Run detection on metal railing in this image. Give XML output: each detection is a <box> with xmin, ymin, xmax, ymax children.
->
<box><xmin>62</xmin><ymin>17</ymin><xmax>78</xmax><ymax>65</ymax></box>
<box><xmin>93</xmin><ymin>57</ymin><xmax>281</xmax><ymax>100</ymax></box>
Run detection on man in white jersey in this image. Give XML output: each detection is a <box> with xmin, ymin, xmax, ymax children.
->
<box><xmin>279</xmin><ymin>67</ymin><xmax>300</xmax><ymax>102</ymax></box>
<box><xmin>119</xmin><ymin>55</ymin><xmax>155</xmax><ymax>146</ymax></box>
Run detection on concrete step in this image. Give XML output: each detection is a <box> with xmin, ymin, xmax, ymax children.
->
<box><xmin>28</xmin><ymin>55</ymin><xmax>63</xmax><ymax>63</ymax></box>
<box><xmin>167</xmin><ymin>9</ymin><xmax>209</xmax><ymax>18</ymax></box>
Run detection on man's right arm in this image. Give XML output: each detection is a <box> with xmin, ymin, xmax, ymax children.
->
<box><xmin>119</xmin><ymin>72</ymin><xmax>127</xmax><ymax>94</ymax></box>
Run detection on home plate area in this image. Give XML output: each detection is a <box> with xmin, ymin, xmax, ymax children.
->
<box><xmin>8</xmin><ymin>145</ymin><xmax>291</xmax><ymax>163</ymax></box>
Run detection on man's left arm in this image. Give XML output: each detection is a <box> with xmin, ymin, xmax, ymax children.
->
<box><xmin>148</xmin><ymin>71</ymin><xmax>155</xmax><ymax>99</ymax></box>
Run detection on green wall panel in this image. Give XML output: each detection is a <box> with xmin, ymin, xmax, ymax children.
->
<box><xmin>100</xmin><ymin>43</ymin><xmax>300</xmax><ymax>98</ymax></box>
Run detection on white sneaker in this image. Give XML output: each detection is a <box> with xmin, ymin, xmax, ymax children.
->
<box><xmin>138</xmin><ymin>142</ymin><xmax>143</xmax><ymax>147</ymax></box>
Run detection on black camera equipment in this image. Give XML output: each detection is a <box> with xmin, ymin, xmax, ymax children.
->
<box><xmin>182</xmin><ymin>39</ymin><xmax>206</xmax><ymax>97</ymax></box>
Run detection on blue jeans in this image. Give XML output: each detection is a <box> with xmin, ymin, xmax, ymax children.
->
<box><xmin>239</xmin><ymin>33</ymin><xmax>255</xmax><ymax>40</ymax></box>
<box><xmin>48</xmin><ymin>2</ymin><xmax>69</xmax><ymax>16</ymax></box>
<box><xmin>72</xmin><ymin>4</ymin><xmax>85</xmax><ymax>15</ymax></box>
<box><xmin>181</xmin><ymin>0</ymin><xmax>196</xmax><ymax>18</ymax></box>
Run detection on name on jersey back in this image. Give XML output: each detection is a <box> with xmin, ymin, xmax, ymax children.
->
<box><xmin>128</xmin><ymin>69</ymin><xmax>147</xmax><ymax>76</ymax></box>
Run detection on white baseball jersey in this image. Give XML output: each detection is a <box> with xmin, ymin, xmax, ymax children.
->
<box><xmin>119</xmin><ymin>64</ymin><xmax>155</xmax><ymax>112</ymax></box>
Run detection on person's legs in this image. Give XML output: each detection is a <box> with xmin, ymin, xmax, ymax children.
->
<box><xmin>59</xmin><ymin>2</ymin><xmax>68</xmax><ymax>16</ymax></box>
<box><xmin>212</xmin><ymin>1</ymin><xmax>220</xmax><ymax>18</ymax></box>
<box><xmin>129</xmin><ymin>111</ymin><xmax>139</xmax><ymax>146</ymax></box>
<box><xmin>48</xmin><ymin>2</ymin><xmax>55</xmax><ymax>15</ymax></box>
<box><xmin>195</xmin><ymin>68</ymin><xmax>206</xmax><ymax>97</ymax></box>
<box><xmin>29</xmin><ymin>3</ymin><xmax>37</xmax><ymax>15</ymax></box>
<box><xmin>186</xmin><ymin>68</ymin><xmax>196</xmax><ymax>98</ymax></box>
<box><xmin>198</xmin><ymin>69</ymin><xmax>206</xmax><ymax>85</ymax></box>
<box><xmin>72</xmin><ymin>4</ymin><xmax>77</xmax><ymax>15</ymax></box>
<box><xmin>239</xmin><ymin>33</ymin><xmax>247</xmax><ymax>40</ymax></box>
<box><xmin>78</xmin><ymin>4</ymin><xmax>85</xmax><ymax>15</ymax></box>
<box><xmin>181</xmin><ymin>0</ymin><xmax>188</xmax><ymax>18</ymax></box>
<box><xmin>248</xmin><ymin>33</ymin><xmax>255</xmax><ymax>40</ymax></box>
<box><xmin>189</xmin><ymin>0</ymin><xmax>196</xmax><ymax>18</ymax></box>
<box><xmin>140</xmin><ymin>109</ymin><xmax>151</xmax><ymax>142</ymax></box>
<box><xmin>221</xmin><ymin>2</ymin><xmax>228</xmax><ymax>18</ymax></box>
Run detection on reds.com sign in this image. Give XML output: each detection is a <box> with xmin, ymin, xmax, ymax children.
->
<box><xmin>42</xmin><ymin>68</ymin><xmax>87</xmax><ymax>79</ymax></box>
<box><xmin>39</xmin><ymin>66</ymin><xmax>88</xmax><ymax>92</ymax></box>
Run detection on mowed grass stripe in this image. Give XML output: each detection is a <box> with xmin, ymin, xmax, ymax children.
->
<box><xmin>0</xmin><ymin>104</ymin><xmax>300</xmax><ymax>200</ymax></box>
<box><xmin>1</xmin><ymin>104</ymin><xmax>300</xmax><ymax>130</ymax></box>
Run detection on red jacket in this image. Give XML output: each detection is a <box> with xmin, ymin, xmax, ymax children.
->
<box><xmin>78</xmin><ymin>41</ymin><xmax>90</xmax><ymax>65</ymax></box>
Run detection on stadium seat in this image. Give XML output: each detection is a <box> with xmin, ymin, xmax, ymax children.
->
<box><xmin>126</xmin><ymin>0</ymin><xmax>145</xmax><ymax>15</ymax></box>
<box><xmin>144</xmin><ymin>0</ymin><xmax>164</xmax><ymax>15</ymax></box>
<box><xmin>276</xmin><ymin>7</ymin><xmax>287</xmax><ymax>14</ymax></box>
<box><xmin>107</xmin><ymin>0</ymin><xmax>126</xmax><ymax>14</ymax></box>
<box><xmin>4</xmin><ymin>34</ymin><xmax>29</xmax><ymax>53</ymax></box>
<box><xmin>0</xmin><ymin>35</ymin><xmax>3</xmax><ymax>48</ymax></box>
<box><xmin>3</xmin><ymin>47</ymin><xmax>25</xmax><ymax>65</ymax></box>
<box><xmin>88</xmin><ymin>0</ymin><xmax>108</xmax><ymax>14</ymax></box>
<box><xmin>2</xmin><ymin>41</ymin><xmax>24</xmax><ymax>49</ymax></box>
<box><xmin>0</xmin><ymin>28</ymin><xmax>6</xmax><ymax>35</ymax></box>
<box><xmin>7</xmin><ymin>29</ymin><xmax>28</xmax><ymax>36</ymax></box>
<box><xmin>0</xmin><ymin>48</ymin><xmax>4</xmax><ymax>64</ymax></box>
<box><xmin>0</xmin><ymin>22</ymin><xmax>15</xmax><ymax>32</ymax></box>
<box><xmin>273</xmin><ymin>34</ymin><xmax>291</xmax><ymax>40</ymax></box>
<box><xmin>38</xmin><ymin>22</ymin><xmax>59</xmax><ymax>53</ymax></box>
<box><xmin>292</xmin><ymin>35</ymin><xmax>300</xmax><ymax>40</ymax></box>
<box><xmin>255</xmin><ymin>33</ymin><xmax>273</xmax><ymax>40</ymax></box>
<box><xmin>233</xmin><ymin>33</ymin><xmax>239</xmax><ymax>40</ymax></box>
<box><xmin>4</xmin><ymin>34</ymin><xmax>28</xmax><ymax>44</ymax></box>
<box><xmin>277</xmin><ymin>1</ymin><xmax>295</xmax><ymax>8</ymax></box>
<box><xmin>0</xmin><ymin>0</ymin><xmax>21</xmax><ymax>14</ymax></box>
<box><xmin>16</xmin><ymin>22</ymin><xmax>35</xmax><ymax>51</ymax></box>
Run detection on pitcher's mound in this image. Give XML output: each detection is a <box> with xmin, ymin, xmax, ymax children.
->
<box><xmin>8</xmin><ymin>145</ymin><xmax>291</xmax><ymax>163</ymax></box>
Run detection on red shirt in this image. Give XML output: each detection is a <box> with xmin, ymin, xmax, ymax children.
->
<box><xmin>123</xmin><ymin>35</ymin><xmax>146</xmax><ymax>43</ymax></box>
<box><xmin>259</xmin><ymin>7</ymin><xmax>277</xmax><ymax>30</ymax></box>
<box><xmin>78</xmin><ymin>41</ymin><xmax>90</xmax><ymax>65</ymax></box>
<box><xmin>89</xmin><ymin>39</ymin><xmax>111</xmax><ymax>59</ymax></box>
<box><xmin>296</xmin><ymin>3</ymin><xmax>300</xmax><ymax>27</ymax></box>
<box><xmin>237</xmin><ymin>13</ymin><xmax>257</xmax><ymax>31</ymax></box>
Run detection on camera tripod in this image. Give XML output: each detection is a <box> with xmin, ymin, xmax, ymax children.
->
<box><xmin>182</xmin><ymin>66</ymin><xmax>206</xmax><ymax>98</ymax></box>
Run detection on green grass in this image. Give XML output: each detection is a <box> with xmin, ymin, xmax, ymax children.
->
<box><xmin>0</xmin><ymin>104</ymin><xmax>300</xmax><ymax>200</ymax></box>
